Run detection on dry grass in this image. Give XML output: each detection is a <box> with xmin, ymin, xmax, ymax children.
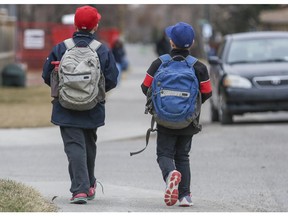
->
<box><xmin>0</xmin><ymin>85</ymin><xmax>53</xmax><ymax>128</ymax></box>
<box><xmin>0</xmin><ymin>179</ymin><xmax>57</xmax><ymax>212</ymax></box>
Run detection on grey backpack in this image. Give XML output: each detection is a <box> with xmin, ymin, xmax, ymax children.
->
<box><xmin>58</xmin><ymin>38</ymin><xmax>105</xmax><ymax>111</ymax></box>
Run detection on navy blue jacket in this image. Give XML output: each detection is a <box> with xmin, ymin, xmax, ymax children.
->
<box><xmin>42</xmin><ymin>31</ymin><xmax>119</xmax><ymax>129</ymax></box>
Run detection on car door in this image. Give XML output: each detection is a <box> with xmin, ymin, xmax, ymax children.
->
<box><xmin>209</xmin><ymin>38</ymin><xmax>227</xmax><ymax>108</ymax></box>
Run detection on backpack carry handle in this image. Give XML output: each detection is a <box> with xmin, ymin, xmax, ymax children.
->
<box><xmin>65</xmin><ymin>39</ymin><xmax>97</xmax><ymax>53</ymax></box>
<box><xmin>162</xmin><ymin>55</ymin><xmax>195</xmax><ymax>68</ymax></box>
<box><xmin>171</xmin><ymin>55</ymin><xmax>186</xmax><ymax>61</ymax></box>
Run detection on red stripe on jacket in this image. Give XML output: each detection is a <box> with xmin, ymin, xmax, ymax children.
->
<box><xmin>200</xmin><ymin>79</ymin><xmax>212</xmax><ymax>94</ymax></box>
<box><xmin>143</xmin><ymin>73</ymin><xmax>154</xmax><ymax>87</ymax></box>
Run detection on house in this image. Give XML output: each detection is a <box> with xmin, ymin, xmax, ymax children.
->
<box><xmin>259</xmin><ymin>7</ymin><xmax>288</xmax><ymax>31</ymax></box>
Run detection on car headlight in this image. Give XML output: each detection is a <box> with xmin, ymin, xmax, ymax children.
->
<box><xmin>223</xmin><ymin>75</ymin><xmax>252</xmax><ymax>88</ymax></box>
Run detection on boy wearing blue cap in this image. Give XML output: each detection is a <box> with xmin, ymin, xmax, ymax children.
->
<box><xmin>141</xmin><ymin>22</ymin><xmax>212</xmax><ymax>207</ymax></box>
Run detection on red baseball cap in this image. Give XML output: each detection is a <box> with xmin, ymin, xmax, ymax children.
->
<box><xmin>74</xmin><ymin>6</ymin><xmax>101</xmax><ymax>31</ymax></box>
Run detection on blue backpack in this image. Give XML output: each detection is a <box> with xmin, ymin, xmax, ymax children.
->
<box><xmin>149</xmin><ymin>54</ymin><xmax>201</xmax><ymax>129</ymax></box>
<box><xmin>130</xmin><ymin>54</ymin><xmax>202</xmax><ymax>156</ymax></box>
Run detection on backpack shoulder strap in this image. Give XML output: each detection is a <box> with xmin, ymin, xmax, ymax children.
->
<box><xmin>159</xmin><ymin>54</ymin><xmax>172</xmax><ymax>63</ymax></box>
<box><xmin>89</xmin><ymin>39</ymin><xmax>102</xmax><ymax>51</ymax></box>
<box><xmin>64</xmin><ymin>38</ymin><xmax>102</xmax><ymax>51</ymax></box>
<box><xmin>130</xmin><ymin>117</ymin><xmax>157</xmax><ymax>156</ymax></box>
<box><xmin>63</xmin><ymin>38</ymin><xmax>75</xmax><ymax>50</ymax></box>
<box><xmin>186</xmin><ymin>55</ymin><xmax>198</xmax><ymax>67</ymax></box>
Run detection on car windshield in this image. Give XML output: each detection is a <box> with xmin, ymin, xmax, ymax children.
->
<box><xmin>227</xmin><ymin>37</ymin><xmax>288</xmax><ymax>64</ymax></box>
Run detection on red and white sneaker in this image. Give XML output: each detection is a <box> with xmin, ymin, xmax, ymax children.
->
<box><xmin>87</xmin><ymin>182</ymin><xmax>96</xmax><ymax>200</ymax></box>
<box><xmin>164</xmin><ymin>170</ymin><xmax>182</xmax><ymax>206</ymax></box>
<box><xmin>179</xmin><ymin>194</ymin><xmax>194</xmax><ymax>207</ymax></box>
<box><xmin>70</xmin><ymin>193</ymin><xmax>87</xmax><ymax>204</ymax></box>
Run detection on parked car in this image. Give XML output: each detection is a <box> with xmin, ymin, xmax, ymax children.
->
<box><xmin>208</xmin><ymin>31</ymin><xmax>288</xmax><ymax>124</ymax></box>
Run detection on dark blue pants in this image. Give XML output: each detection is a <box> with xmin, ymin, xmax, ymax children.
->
<box><xmin>156</xmin><ymin>131</ymin><xmax>193</xmax><ymax>199</ymax></box>
<box><xmin>60</xmin><ymin>127</ymin><xmax>97</xmax><ymax>196</ymax></box>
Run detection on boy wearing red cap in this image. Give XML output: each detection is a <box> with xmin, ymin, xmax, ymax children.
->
<box><xmin>42</xmin><ymin>6</ymin><xmax>119</xmax><ymax>204</ymax></box>
<box><xmin>141</xmin><ymin>22</ymin><xmax>212</xmax><ymax>207</ymax></box>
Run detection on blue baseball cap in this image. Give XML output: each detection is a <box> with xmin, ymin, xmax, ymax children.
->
<box><xmin>165</xmin><ymin>22</ymin><xmax>195</xmax><ymax>48</ymax></box>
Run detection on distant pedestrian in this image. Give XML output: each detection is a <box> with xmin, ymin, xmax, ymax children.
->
<box><xmin>141</xmin><ymin>22</ymin><xmax>212</xmax><ymax>207</ymax></box>
<box><xmin>42</xmin><ymin>5</ymin><xmax>118</xmax><ymax>204</ymax></box>
<box><xmin>112</xmin><ymin>38</ymin><xmax>129</xmax><ymax>83</ymax></box>
<box><xmin>112</xmin><ymin>38</ymin><xmax>129</xmax><ymax>72</ymax></box>
<box><xmin>155</xmin><ymin>31</ymin><xmax>171</xmax><ymax>56</ymax></box>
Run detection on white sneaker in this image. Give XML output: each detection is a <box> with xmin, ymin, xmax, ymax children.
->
<box><xmin>164</xmin><ymin>170</ymin><xmax>182</xmax><ymax>206</ymax></box>
<box><xmin>179</xmin><ymin>194</ymin><xmax>194</xmax><ymax>207</ymax></box>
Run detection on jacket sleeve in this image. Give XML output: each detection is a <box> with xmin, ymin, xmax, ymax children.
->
<box><xmin>194</xmin><ymin>61</ymin><xmax>212</xmax><ymax>104</ymax></box>
<box><xmin>42</xmin><ymin>47</ymin><xmax>58</xmax><ymax>86</ymax></box>
<box><xmin>99</xmin><ymin>45</ymin><xmax>119</xmax><ymax>92</ymax></box>
<box><xmin>141</xmin><ymin>58</ymin><xmax>161</xmax><ymax>95</ymax></box>
<box><xmin>42</xmin><ymin>43</ymin><xmax>65</xmax><ymax>86</ymax></box>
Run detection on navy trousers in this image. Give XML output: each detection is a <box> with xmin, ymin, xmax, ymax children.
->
<box><xmin>156</xmin><ymin>131</ymin><xmax>193</xmax><ymax>199</ymax></box>
<box><xmin>60</xmin><ymin>127</ymin><xmax>97</xmax><ymax>196</ymax></box>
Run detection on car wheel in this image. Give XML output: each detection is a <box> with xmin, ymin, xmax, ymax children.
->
<box><xmin>210</xmin><ymin>101</ymin><xmax>219</xmax><ymax>122</ymax></box>
<box><xmin>218</xmin><ymin>92</ymin><xmax>233</xmax><ymax>125</ymax></box>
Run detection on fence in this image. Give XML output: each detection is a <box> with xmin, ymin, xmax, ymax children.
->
<box><xmin>17</xmin><ymin>22</ymin><xmax>120</xmax><ymax>71</ymax></box>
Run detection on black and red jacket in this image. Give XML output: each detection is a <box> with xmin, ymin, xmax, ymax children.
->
<box><xmin>141</xmin><ymin>49</ymin><xmax>212</xmax><ymax>135</ymax></box>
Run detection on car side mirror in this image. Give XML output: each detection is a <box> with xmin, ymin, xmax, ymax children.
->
<box><xmin>208</xmin><ymin>56</ymin><xmax>222</xmax><ymax>65</ymax></box>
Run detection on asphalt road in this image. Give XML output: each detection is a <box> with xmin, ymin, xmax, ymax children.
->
<box><xmin>1</xmin><ymin>44</ymin><xmax>288</xmax><ymax>212</ymax></box>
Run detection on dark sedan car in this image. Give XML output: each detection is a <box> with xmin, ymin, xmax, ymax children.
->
<box><xmin>208</xmin><ymin>31</ymin><xmax>288</xmax><ymax>124</ymax></box>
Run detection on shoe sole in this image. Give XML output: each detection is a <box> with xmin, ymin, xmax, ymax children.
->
<box><xmin>70</xmin><ymin>197</ymin><xmax>87</xmax><ymax>204</ymax></box>
<box><xmin>179</xmin><ymin>203</ymin><xmax>194</xmax><ymax>207</ymax></box>
<box><xmin>164</xmin><ymin>171</ymin><xmax>181</xmax><ymax>206</ymax></box>
<box><xmin>87</xmin><ymin>194</ymin><xmax>95</xmax><ymax>201</ymax></box>
<box><xmin>179</xmin><ymin>195</ymin><xmax>194</xmax><ymax>207</ymax></box>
